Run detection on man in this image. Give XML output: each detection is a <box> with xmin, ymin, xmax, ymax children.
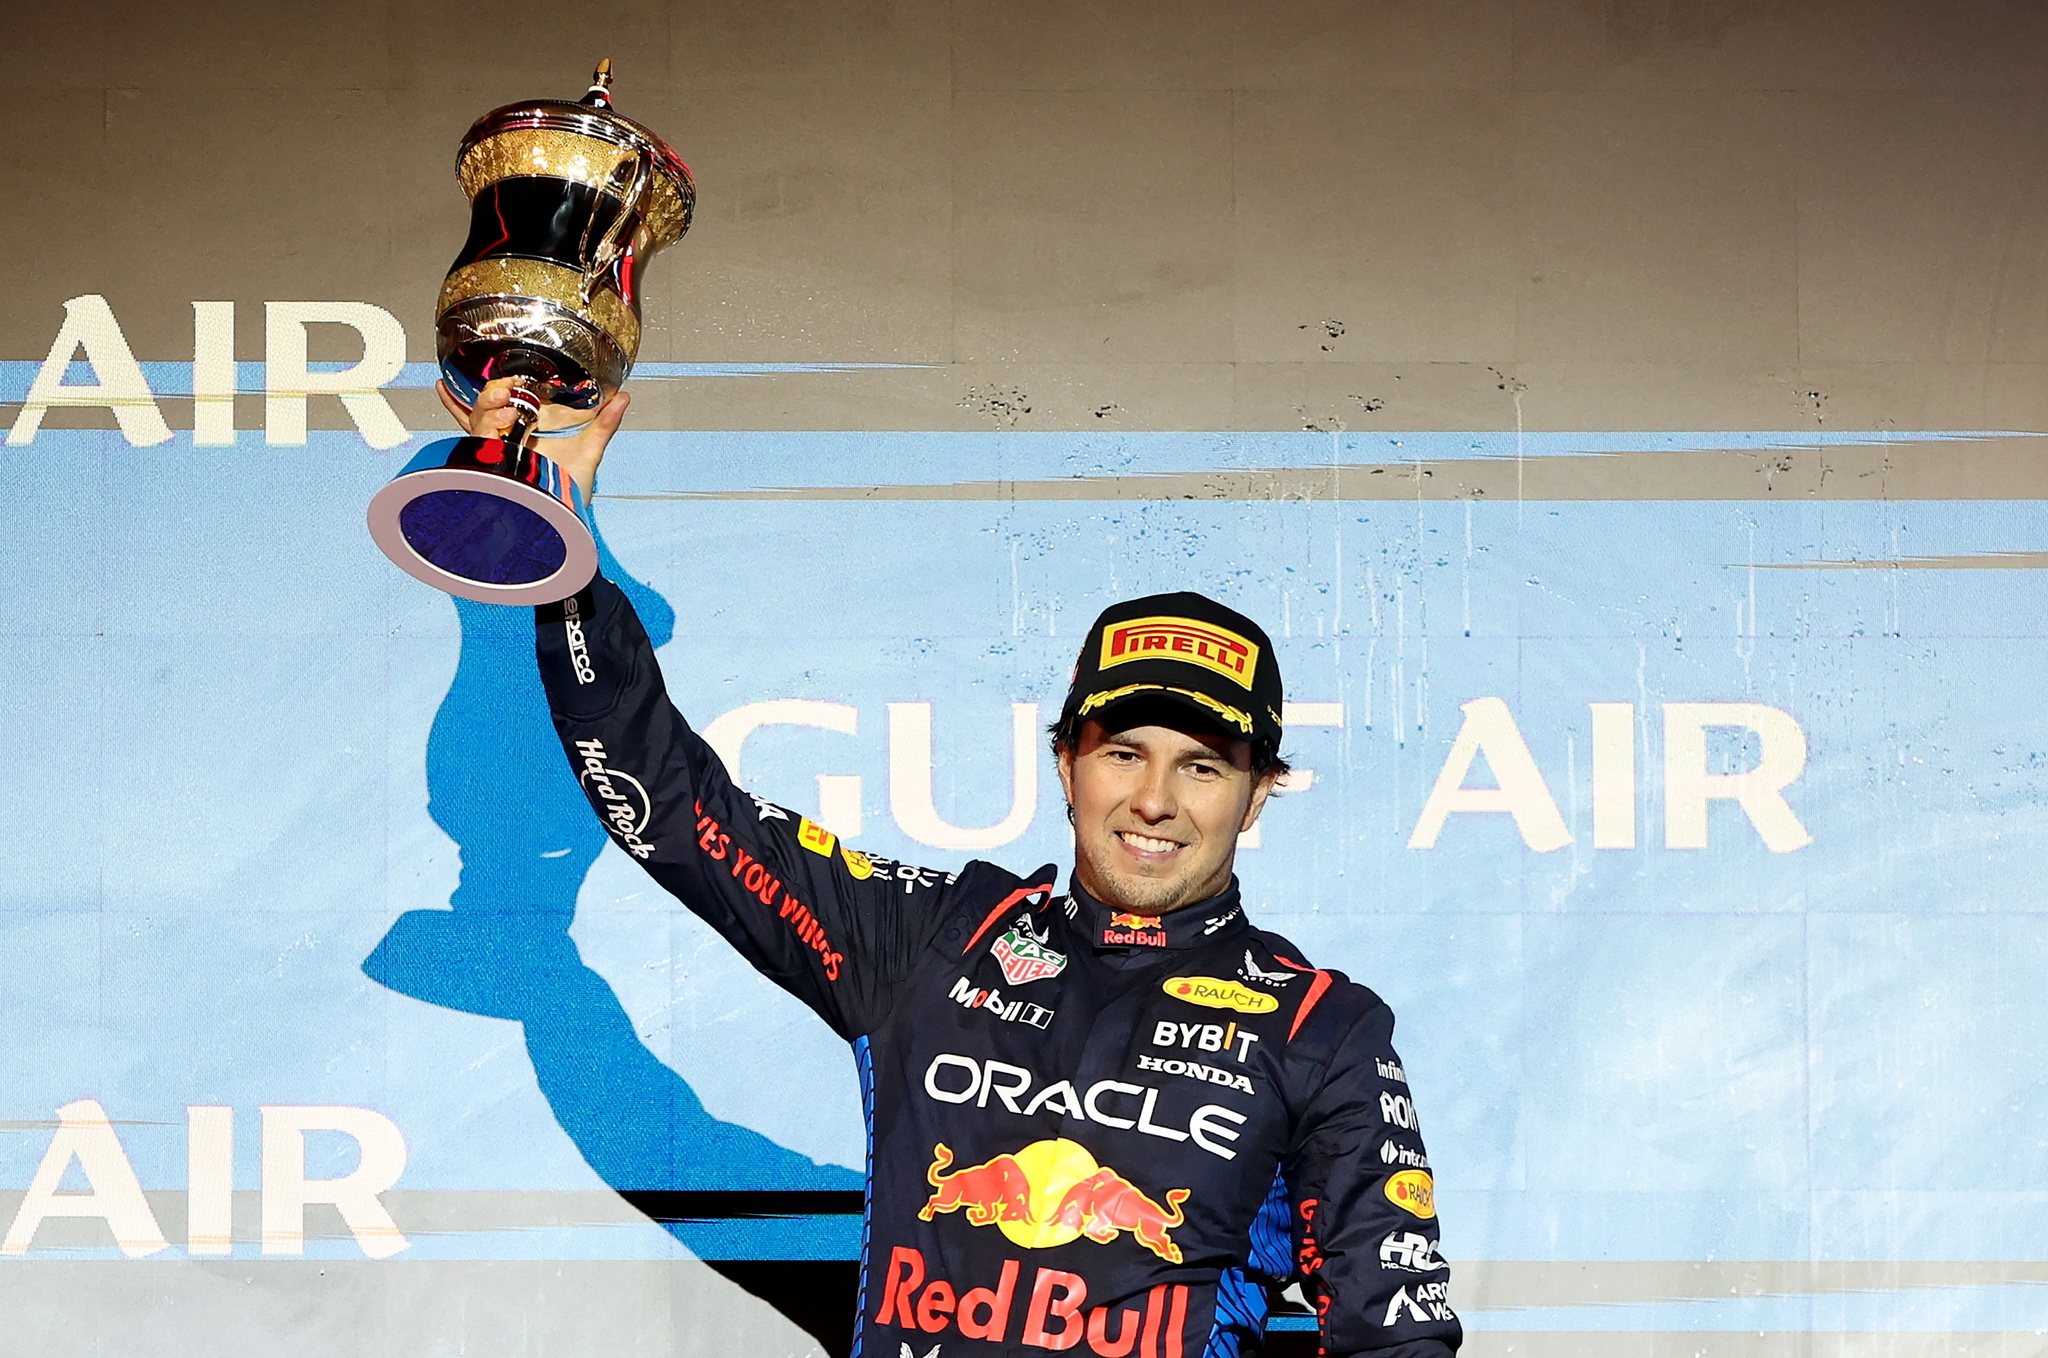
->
<box><xmin>449</xmin><ymin>380</ymin><xmax>1459</xmax><ymax>1358</ymax></box>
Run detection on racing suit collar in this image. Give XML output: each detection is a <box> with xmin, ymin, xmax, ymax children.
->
<box><xmin>1068</xmin><ymin>878</ymin><xmax>1247</xmax><ymax>951</ymax></box>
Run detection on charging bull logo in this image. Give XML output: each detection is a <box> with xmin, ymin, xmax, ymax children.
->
<box><xmin>1048</xmin><ymin>1168</ymin><xmax>1191</xmax><ymax>1262</ymax></box>
<box><xmin>919</xmin><ymin>1144</ymin><xmax>1034</xmax><ymax>1226</ymax></box>
<box><xmin>919</xmin><ymin>1139</ymin><xmax>1190</xmax><ymax>1264</ymax></box>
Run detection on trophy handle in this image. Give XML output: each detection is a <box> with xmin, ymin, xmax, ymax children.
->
<box><xmin>580</xmin><ymin>147</ymin><xmax>655</xmax><ymax>307</ymax></box>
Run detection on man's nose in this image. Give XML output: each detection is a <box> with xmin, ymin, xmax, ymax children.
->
<box><xmin>1129</xmin><ymin>762</ymin><xmax>1178</xmax><ymax>823</ymax></box>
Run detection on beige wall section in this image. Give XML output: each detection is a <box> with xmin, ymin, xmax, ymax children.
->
<box><xmin>5</xmin><ymin>1251</ymin><xmax>2047</xmax><ymax>1358</ymax></box>
<box><xmin>11</xmin><ymin>1</ymin><xmax>2048</xmax><ymax>434</ymax></box>
<box><xmin>0</xmin><ymin>1260</ymin><xmax>833</xmax><ymax>1358</ymax></box>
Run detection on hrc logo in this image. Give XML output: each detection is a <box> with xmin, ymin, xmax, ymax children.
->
<box><xmin>1100</xmin><ymin>616</ymin><xmax>1258</xmax><ymax>690</ymax></box>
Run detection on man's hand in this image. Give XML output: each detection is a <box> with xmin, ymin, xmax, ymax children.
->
<box><xmin>437</xmin><ymin>378</ymin><xmax>630</xmax><ymax>504</ymax></box>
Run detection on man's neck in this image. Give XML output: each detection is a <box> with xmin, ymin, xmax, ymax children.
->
<box><xmin>1066</xmin><ymin>877</ymin><xmax>1247</xmax><ymax>952</ymax></box>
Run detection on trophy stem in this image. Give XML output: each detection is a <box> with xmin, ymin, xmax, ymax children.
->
<box><xmin>502</xmin><ymin>379</ymin><xmax>544</xmax><ymax>450</ymax></box>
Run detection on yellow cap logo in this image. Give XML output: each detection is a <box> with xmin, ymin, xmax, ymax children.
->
<box><xmin>1385</xmin><ymin>1170</ymin><xmax>1435</xmax><ymax>1219</ymax></box>
<box><xmin>1101</xmin><ymin>616</ymin><xmax>1259</xmax><ymax>691</ymax></box>
<box><xmin>797</xmin><ymin>818</ymin><xmax>837</xmax><ymax>857</ymax></box>
<box><xmin>1162</xmin><ymin>976</ymin><xmax>1279</xmax><ymax>1014</ymax></box>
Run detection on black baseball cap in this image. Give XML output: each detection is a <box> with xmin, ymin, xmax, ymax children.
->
<box><xmin>1057</xmin><ymin>592</ymin><xmax>1285</xmax><ymax>754</ymax></box>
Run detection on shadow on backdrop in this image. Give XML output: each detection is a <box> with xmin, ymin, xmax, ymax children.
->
<box><xmin>363</xmin><ymin>534</ymin><xmax>863</xmax><ymax>1356</ymax></box>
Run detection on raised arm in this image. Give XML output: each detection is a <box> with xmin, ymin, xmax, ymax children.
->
<box><xmin>428</xmin><ymin>374</ymin><xmax>958</xmax><ymax>1035</ymax></box>
<box><xmin>535</xmin><ymin>571</ymin><xmax>961</xmax><ymax>1039</ymax></box>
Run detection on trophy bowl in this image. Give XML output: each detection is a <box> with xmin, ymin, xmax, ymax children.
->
<box><xmin>368</xmin><ymin>61</ymin><xmax>694</xmax><ymax>605</ymax></box>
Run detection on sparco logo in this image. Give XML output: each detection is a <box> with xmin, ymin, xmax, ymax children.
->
<box><xmin>573</xmin><ymin>739</ymin><xmax>656</xmax><ymax>858</ymax></box>
<box><xmin>562</xmin><ymin>596</ymin><xmax>594</xmax><ymax>684</ymax></box>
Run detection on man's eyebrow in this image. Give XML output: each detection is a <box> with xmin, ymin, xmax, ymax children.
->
<box><xmin>1102</xmin><ymin>730</ymin><xmax>1231</xmax><ymax>764</ymax></box>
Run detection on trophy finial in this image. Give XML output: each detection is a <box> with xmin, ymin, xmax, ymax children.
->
<box><xmin>584</xmin><ymin>59</ymin><xmax>614</xmax><ymax>108</ymax></box>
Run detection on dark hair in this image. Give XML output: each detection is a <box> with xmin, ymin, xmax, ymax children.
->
<box><xmin>1047</xmin><ymin>706</ymin><xmax>1292</xmax><ymax>780</ymax></box>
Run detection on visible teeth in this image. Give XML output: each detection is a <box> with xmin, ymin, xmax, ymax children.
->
<box><xmin>1120</xmin><ymin>832</ymin><xmax>1179</xmax><ymax>853</ymax></box>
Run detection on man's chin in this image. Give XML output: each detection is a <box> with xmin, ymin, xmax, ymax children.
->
<box><xmin>1089</xmin><ymin>867</ymin><xmax>1198</xmax><ymax>914</ymax></box>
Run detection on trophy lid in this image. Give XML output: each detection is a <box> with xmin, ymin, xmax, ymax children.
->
<box><xmin>456</xmin><ymin>61</ymin><xmax>695</xmax><ymax>248</ymax></box>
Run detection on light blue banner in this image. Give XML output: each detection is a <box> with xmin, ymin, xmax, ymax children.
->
<box><xmin>5</xmin><ymin>428</ymin><xmax>2047</xmax><ymax>1332</ymax></box>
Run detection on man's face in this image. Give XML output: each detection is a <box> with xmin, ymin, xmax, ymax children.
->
<box><xmin>1056</xmin><ymin>716</ymin><xmax>1278</xmax><ymax>914</ymax></box>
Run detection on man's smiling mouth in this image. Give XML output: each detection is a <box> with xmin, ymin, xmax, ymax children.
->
<box><xmin>1117</xmin><ymin>830</ymin><xmax>1185</xmax><ymax>856</ymax></box>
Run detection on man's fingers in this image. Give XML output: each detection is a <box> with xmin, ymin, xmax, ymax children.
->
<box><xmin>438</xmin><ymin>378</ymin><xmax>537</xmax><ymax>438</ymax></box>
<box><xmin>581</xmin><ymin>389</ymin><xmax>631</xmax><ymax>470</ymax></box>
<box><xmin>550</xmin><ymin>389</ymin><xmax>631</xmax><ymax>502</ymax></box>
<box><xmin>471</xmin><ymin>379</ymin><xmax>523</xmax><ymax>438</ymax></box>
<box><xmin>474</xmin><ymin>379</ymin><xmax>519</xmax><ymax>411</ymax></box>
<box><xmin>438</xmin><ymin>379</ymin><xmax>628</xmax><ymax>492</ymax></box>
<box><xmin>436</xmin><ymin>380</ymin><xmax>515</xmax><ymax>438</ymax></box>
<box><xmin>590</xmin><ymin>389</ymin><xmax>630</xmax><ymax>440</ymax></box>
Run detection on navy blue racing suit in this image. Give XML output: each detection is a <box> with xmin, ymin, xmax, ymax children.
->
<box><xmin>536</xmin><ymin>576</ymin><xmax>1461</xmax><ymax>1358</ymax></box>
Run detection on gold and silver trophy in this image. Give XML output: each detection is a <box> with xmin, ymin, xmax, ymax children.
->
<box><xmin>368</xmin><ymin>61</ymin><xmax>695</xmax><ymax>604</ymax></box>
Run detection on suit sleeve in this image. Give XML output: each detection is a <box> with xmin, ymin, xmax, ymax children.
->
<box><xmin>534</xmin><ymin>574</ymin><xmax>957</xmax><ymax>1039</ymax></box>
<box><xmin>1287</xmin><ymin>1002</ymin><xmax>1462</xmax><ymax>1358</ymax></box>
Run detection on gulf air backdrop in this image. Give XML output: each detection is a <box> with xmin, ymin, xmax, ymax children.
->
<box><xmin>6</xmin><ymin>292</ymin><xmax>2048</xmax><ymax>1352</ymax></box>
<box><xmin>16</xmin><ymin>4</ymin><xmax>2048</xmax><ymax>1347</ymax></box>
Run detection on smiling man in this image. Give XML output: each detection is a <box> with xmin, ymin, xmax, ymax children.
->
<box><xmin>458</xmin><ymin>380</ymin><xmax>1459</xmax><ymax>1358</ymax></box>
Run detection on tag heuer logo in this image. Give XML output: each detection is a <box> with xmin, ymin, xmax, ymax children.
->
<box><xmin>990</xmin><ymin>926</ymin><xmax>1067</xmax><ymax>986</ymax></box>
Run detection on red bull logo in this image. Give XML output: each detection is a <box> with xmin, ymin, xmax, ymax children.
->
<box><xmin>1102</xmin><ymin>911</ymin><xmax>1168</xmax><ymax>947</ymax></box>
<box><xmin>919</xmin><ymin>1143</ymin><xmax>1033</xmax><ymax>1226</ymax></box>
<box><xmin>1049</xmin><ymin>1168</ymin><xmax>1191</xmax><ymax>1264</ymax></box>
<box><xmin>876</xmin><ymin>1245</ymin><xmax>1192</xmax><ymax>1356</ymax></box>
<box><xmin>917</xmin><ymin>1139</ymin><xmax>1190</xmax><ymax>1264</ymax></box>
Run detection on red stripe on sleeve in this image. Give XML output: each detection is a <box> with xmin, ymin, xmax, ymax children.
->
<box><xmin>961</xmin><ymin>881</ymin><xmax>1053</xmax><ymax>955</ymax></box>
<box><xmin>1288</xmin><ymin>969</ymin><xmax>1333</xmax><ymax>1041</ymax></box>
<box><xmin>1266</xmin><ymin>953</ymin><xmax>1334</xmax><ymax>1041</ymax></box>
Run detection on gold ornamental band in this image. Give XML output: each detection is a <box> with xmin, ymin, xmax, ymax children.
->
<box><xmin>458</xmin><ymin>128</ymin><xmax>692</xmax><ymax>248</ymax></box>
<box><xmin>436</xmin><ymin>258</ymin><xmax>642</xmax><ymax>358</ymax></box>
<box><xmin>1075</xmin><ymin>683</ymin><xmax>1255</xmax><ymax>735</ymax></box>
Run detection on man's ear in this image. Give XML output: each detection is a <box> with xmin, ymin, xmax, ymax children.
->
<box><xmin>1056</xmin><ymin>742</ymin><xmax>1076</xmax><ymax>810</ymax></box>
<box><xmin>1239</xmin><ymin>768</ymin><xmax>1283</xmax><ymax>834</ymax></box>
